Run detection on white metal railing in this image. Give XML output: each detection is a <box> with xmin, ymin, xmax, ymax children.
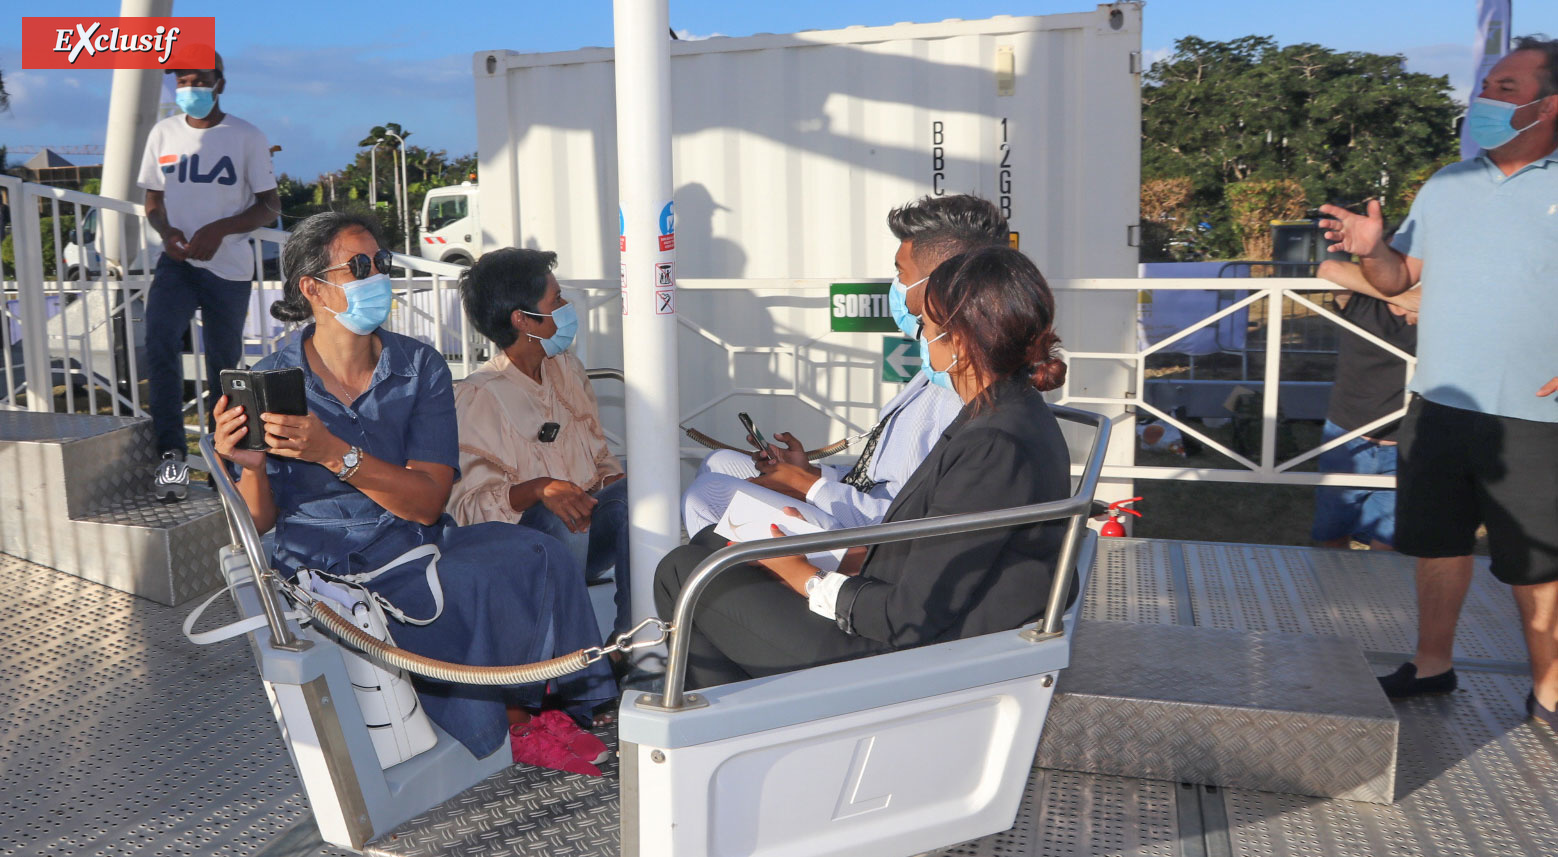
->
<box><xmin>1053</xmin><ymin>277</ymin><xmax>1414</xmax><ymax>489</ymax></box>
<box><xmin>3</xmin><ymin>179</ymin><xmax>1410</xmax><ymax>489</ymax></box>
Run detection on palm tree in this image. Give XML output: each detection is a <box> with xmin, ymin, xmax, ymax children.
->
<box><xmin>0</xmin><ymin>65</ymin><xmax>10</xmax><ymax>113</ymax></box>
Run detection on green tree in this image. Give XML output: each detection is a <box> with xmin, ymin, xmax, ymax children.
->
<box><xmin>0</xmin><ymin>64</ymin><xmax>10</xmax><ymax>113</ymax></box>
<box><xmin>1142</xmin><ymin>36</ymin><xmax>1458</xmax><ymax>258</ymax></box>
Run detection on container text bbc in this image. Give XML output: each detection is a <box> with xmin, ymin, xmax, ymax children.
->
<box><xmin>21</xmin><ymin>18</ymin><xmax>214</xmax><ymax>70</ymax></box>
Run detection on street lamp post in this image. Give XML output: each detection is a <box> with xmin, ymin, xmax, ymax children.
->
<box><xmin>381</xmin><ymin>131</ymin><xmax>412</xmax><ymax>255</ymax></box>
<box><xmin>367</xmin><ymin>144</ymin><xmax>378</xmax><ymax>208</ymax></box>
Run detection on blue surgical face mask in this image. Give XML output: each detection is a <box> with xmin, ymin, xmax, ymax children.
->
<box><xmin>924</xmin><ymin>330</ymin><xmax>959</xmax><ymax>391</ymax></box>
<box><xmin>522</xmin><ymin>301</ymin><xmax>579</xmax><ymax>357</ymax></box>
<box><xmin>175</xmin><ymin>86</ymin><xmax>217</xmax><ymax>120</ymax></box>
<box><xmin>888</xmin><ymin>274</ymin><xmax>927</xmax><ymax>340</ymax></box>
<box><xmin>1466</xmin><ymin>96</ymin><xmax>1544</xmax><ymax>151</ymax></box>
<box><xmin>321</xmin><ymin>273</ymin><xmax>394</xmax><ymax>336</ymax></box>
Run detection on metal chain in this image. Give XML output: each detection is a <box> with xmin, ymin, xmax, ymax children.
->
<box><xmin>583</xmin><ymin>616</ymin><xmax>672</xmax><ymax>665</ymax></box>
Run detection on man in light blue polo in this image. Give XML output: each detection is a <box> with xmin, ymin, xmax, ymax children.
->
<box><xmin>1320</xmin><ymin>36</ymin><xmax>1558</xmax><ymax>728</ymax></box>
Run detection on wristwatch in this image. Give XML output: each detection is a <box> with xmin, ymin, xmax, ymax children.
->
<box><xmin>337</xmin><ymin>445</ymin><xmax>362</xmax><ymax>481</ymax></box>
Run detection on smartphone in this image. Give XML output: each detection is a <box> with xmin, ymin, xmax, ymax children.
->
<box><xmin>219</xmin><ymin>367</ymin><xmax>308</xmax><ymax>451</ymax></box>
<box><xmin>537</xmin><ymin>421</ymin><xmax>561</xmax><ymax>443</ymax></box>
<box><xmin>737</xmin><ymin>412</ymin><xmax>774</xmax><ymax>461</ymax></box>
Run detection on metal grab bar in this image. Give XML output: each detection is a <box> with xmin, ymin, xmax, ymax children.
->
<box><xmin>654</xmin><ymin>403</ymin><xmax>1112</xmax><ymax>711</ymax></box>
<box><xmin>586</xmin><ymin>368</ymin><xmax>625</xmax><ymax>383</ymax></box>
<box><xmin>199</xmin><ymin>434</ymin><xmax>308</xmax><ymax>652</ymax></box>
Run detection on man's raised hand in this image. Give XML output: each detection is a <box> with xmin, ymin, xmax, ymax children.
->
<box><xmin>1318</xmin><ymin>199</ymin><xmax>1386</xmax><ymax>258</ymax></box>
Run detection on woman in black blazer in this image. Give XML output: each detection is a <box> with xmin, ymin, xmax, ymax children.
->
<box><xmin>653</xmin><ymin>246</ymin><xmax>1073</xmax><ymax>689</ymax></box>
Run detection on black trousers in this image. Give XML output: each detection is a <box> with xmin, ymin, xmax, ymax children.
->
<box><xmin>653</xmin><ymin>527</ymin><xmax>892</xmax><ymax>690</ymax></box>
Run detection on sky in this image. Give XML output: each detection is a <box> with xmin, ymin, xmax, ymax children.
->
<box><xmin>3</xmin><ymin>1</ymin><xmax>1557</xmax><ymax>179</ymax></box>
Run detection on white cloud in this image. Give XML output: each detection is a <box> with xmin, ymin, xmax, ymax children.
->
<box><xmin>673</xmin><ymin>29</ymin><xmax>725</xmax><ymax>42</ymax></box>
<box><xmin>1141</xmin><ymin>45</ymin><xmax>1174</xmax><ymax>71</ymax></box>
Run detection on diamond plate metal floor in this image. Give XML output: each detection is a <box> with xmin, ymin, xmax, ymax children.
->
<box><xmin>4</xmin><ymin>538</ymin><xmax>1555</xmax><ymax>857</ymax></box>
<box><xmin>0</xmin><ymin>554</ymin><xmax>350</xmax><ymax>857</ymax></box>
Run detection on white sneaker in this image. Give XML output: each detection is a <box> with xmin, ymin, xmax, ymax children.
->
<box><xmin>153</xmin><ymin>451</ymin><xmax>188</xmax><ymax>503</ymax></box>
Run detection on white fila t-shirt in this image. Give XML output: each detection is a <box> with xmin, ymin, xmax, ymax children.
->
<box><xmin>137</xmin><ymin>112</ymin><xmax>277</xmax><ymax>282</ymax></box>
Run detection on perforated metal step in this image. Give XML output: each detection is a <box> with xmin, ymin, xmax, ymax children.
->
<box><xmin>0</xmin><ymin>410</ymin><xmax>226</xmax><ymax>605</ymax></box>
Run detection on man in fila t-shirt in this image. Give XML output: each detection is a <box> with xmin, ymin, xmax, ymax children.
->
<box><xmin>138</xmin><ymin>52</ymin><xmax>280</xmax><ymax>501</ymax></box>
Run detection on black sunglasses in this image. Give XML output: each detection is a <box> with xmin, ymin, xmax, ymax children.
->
<box><xmin>313</xmin><ymin>249</ymin><xmax>394</xmax><ymax>281</ymax></box>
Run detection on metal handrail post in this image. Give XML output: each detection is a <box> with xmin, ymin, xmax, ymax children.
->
<box><xmin>656</xmin><ymin>406</ymin><xmax>1110</xmax><ymax>710</ymax></box>
<box><xmin>11</xmin><ymin>183</ymin><xmax>53</xmax><ymax>412</ymax></box>
<box><xmin>198</xmin><ymin>434</ymin><xmax>308</xmax><ymax>651</ymax></box>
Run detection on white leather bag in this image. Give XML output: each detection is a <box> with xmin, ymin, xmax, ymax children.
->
<box><xmin>186</xmin><ymin>544</ymin><xmax>444</xmax><ymax>769</ymax></box>
<box><xmin>295</xmin><ymin>544</ymin><xmax>443</xmax><ymax>769</ymax></box>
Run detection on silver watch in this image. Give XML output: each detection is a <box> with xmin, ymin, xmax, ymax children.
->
<box><xmin>337</xmin><ymin>445</ymin><xmax>362</xmax><ymax>481</ymax></box>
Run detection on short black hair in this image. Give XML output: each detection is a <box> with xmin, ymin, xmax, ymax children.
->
<box><xmin>886</xmin><ymin>195</ymin><xmax>1009</xmax><ymax>269</ymax></box>
<box><xmin>271</xmin><ymin>211</ymin><xmax>386</xmax><ymax>323</ymax></box>
<box><xmin>1514</xmin><ymin>35</ymin><xmax>1558</xmax><ymax>97</ymax></box>
<box><xmin>460</xmin><ymin>248</ymin><xmax>557</xmax><ymax>350</ymax></box>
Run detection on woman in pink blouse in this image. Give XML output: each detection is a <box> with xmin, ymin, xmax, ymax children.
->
<box><xmin>449</xmin><ymin>249</ymin><xmax>631</xmax><ymax>640</ymax></box>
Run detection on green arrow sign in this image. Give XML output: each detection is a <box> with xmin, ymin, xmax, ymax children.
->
<box><xmin>830</xmin><ymin>282</ymin><xmax>897</xmax><ymax>333</ymax></box>
<box><xmin>882</xmin><ymin>336</ymin><xmax>921</xmax><ymax>383</ymax></box>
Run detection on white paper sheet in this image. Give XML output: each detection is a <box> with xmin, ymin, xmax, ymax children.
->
<box><xmin>713</xmin><ymin>489</ymin><xmax>845</xmax><ymax>572</ymax></box>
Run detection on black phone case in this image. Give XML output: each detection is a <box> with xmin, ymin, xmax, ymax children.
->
<box><xmin>219</xmin><ymin>368</ymin><xmax>307</xmax><ymax>451</ymax></box>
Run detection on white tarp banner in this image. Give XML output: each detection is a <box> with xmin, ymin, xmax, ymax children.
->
<box><xmin>1463</xmin><ymin>0</ymin><xmax>1512</xmax><ymax>160</ymax></box>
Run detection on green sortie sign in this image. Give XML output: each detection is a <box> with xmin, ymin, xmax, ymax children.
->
<box><xmin>829</xmin><ymin>282</ymin><xmax>897</xmax><ymax>333</ymax></box>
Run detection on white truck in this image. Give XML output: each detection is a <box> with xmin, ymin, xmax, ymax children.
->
<box><xmin>415</xmin><ymin>182</ymin><xmax>481</xmax><ymax>265</ymax></box>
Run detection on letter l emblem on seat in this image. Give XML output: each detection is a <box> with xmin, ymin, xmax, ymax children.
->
<box><xmin>832</xmin><ymin>736</ymin><xmax>892</xmax><ymax>819</ymax></box>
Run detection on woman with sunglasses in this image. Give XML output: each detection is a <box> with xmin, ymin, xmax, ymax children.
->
<box><xmin>447</xmin><ymin>248</ymin><xmax>632</xmax><ymax>652</ymax></box>
<box><xmin>210</xmin><ymin>212</ymin><xmax>616</xmax><ymax>776</ymax></box>
<box><xmin>652</xmin><ymin>245</ymin><xmax>1073</xmax><ymax>689</ymax></box>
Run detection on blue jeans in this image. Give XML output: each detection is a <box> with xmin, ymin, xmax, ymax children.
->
<box><xmin>519</xmin><ymin>478</ymin><xmax>632</xmax><ymax>635</ymax></box>
<box><xmin>1311</xmin><ymin>420</ymin><xmax>1398</xmax><ymax>546</ymax></box>
<box><xmin>144</xmin><ymin>256</ymin><xmax>252</xmax><ymax>453</ymax></box>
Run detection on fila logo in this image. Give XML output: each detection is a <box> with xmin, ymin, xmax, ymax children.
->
<box><xmin>160</xmin><ymin>153</ymin><xmax>237</xmax><ymax>186</ymax></box>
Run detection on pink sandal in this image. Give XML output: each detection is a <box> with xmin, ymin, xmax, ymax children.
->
<box><xmin>510</xmin><ymin>721</ymin><xmax>603</xmax><ymax>776</ymax></box>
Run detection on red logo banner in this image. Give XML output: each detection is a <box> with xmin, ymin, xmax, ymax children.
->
<box><xmin>21</xmin><ymin>18</ymin><xmax>215</xmax><ymax>70</ymax></box>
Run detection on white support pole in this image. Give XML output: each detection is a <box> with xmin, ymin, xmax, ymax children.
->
<box><xmin>1259</xmin><ymin>291</ymin><xmax>1284</xmax><ymax>475</ymax></box>
<box><xmin>614</xmin><ymin>0</ymin><xmax>680</xmax><ymax>634</ymax></box>
<box><xmin>100</xmin><ymin>0</ymin><xmax>173</xmax><ymax>269</ymax></box>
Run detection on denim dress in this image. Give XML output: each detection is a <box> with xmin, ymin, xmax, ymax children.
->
<box><xmin>253</xmin><ymin>327</ymin><xmax>616</xmax><ymax>757</ymax></box>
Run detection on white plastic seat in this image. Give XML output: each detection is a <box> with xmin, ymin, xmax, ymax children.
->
<box><xmin>617</xmin><ymin>404</ymin><xmax>1110</xmax><ymax>857</ymax></box>
<box><xmin>209</xmin><ymin>536</ymin><xmax>510</xmax><ymax>851</ymax></box>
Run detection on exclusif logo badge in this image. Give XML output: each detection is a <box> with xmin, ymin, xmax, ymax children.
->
<box><xmin>21</xmin><ymin>18</ymin><xmax>214</xmax><ymax>70</ymax></box>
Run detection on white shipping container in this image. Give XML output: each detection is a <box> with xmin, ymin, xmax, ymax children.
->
<box><xmin>471</xmin><ymin>3</ymin><xmax>1141</xmax><ymax>485</ymax></box>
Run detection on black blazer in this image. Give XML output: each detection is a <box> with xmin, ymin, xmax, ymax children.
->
<box><xmin>835</xmin><ymin>376</ymin><xmax>1073</xmax><ymax>648</ymax></box>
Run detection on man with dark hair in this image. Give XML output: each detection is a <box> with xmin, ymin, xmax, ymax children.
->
<box><xmin>681</xmin><ymin>194</ymin><xmax>1005</xmax><ymax>534</ymax></box>
<box><xmin>1320</xmin><ymin>35</ymin><xmax>1558</xmax><ymax>727</ymax></box>
<box><xmin>139</xmin><ymin>52</ymin><xmax>280</xmax><ymax>500</ymax></box>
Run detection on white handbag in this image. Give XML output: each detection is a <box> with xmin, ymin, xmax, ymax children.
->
<box><xmin>295</xmin><ymin>544</ymin><xmax>443</xmax><ymax>769</ymax></box>
<box><xmin>186</xmin><ymin>544</ymin><xmax>445</xmax><ymax>770</ymax></box>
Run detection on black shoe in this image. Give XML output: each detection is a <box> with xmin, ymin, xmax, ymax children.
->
<box><xmin>1378</xmin><ymin>662</ymin><xmax>1457</xmax><ymax>699</ymax></box>
<box><xmin>152</xmin><ymin>450</ymin><xmax>189</xmax><ymax>503</ymax></box>
<box><xmin>1528</xmin><ymin>692</ymin><xmax>1558</xmax><ymax>731</ymax></box>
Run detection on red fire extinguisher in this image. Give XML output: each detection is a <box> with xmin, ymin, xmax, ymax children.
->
<box><xmin>1099</xmin><ymin>497</ymin><xmax>1143</xmax><ymax>537</ymax></box>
